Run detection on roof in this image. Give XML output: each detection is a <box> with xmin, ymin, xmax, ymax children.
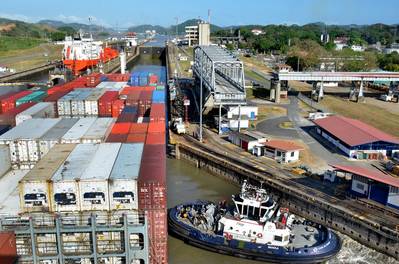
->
<box><xmin>263</xmin><ymin>140</ymin><xmax>304</xmax><ymax>151</ymax></box>
<box><xmin>331</xmin><ymin>164</ymin><xmax>399</xmax><ymax>188</ymax></box>
<box><xmin>313</xmin><ymin>116</ymin><xmax>399</xmax><ymax>147</ymax></box>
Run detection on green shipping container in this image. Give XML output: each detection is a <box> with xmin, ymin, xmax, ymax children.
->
<box><xmin>16</xmin><ymin>91</ymin><xmax>47</xmax><ymax>106</ymax></box>
<box><xmin>156</xmin><ymin>85</ymin><xmax>165</xmax><ymax>90</ymax></box>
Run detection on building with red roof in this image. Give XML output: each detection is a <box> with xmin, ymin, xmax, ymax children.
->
<box><xmin>327</xmin><ymin>164</ymin><xmax>399</xmax><ymax>210</ymax></box>
<box><xmin>253</xmin><ymin>140</ymin><xmax>303</xmax><ymax>163</ymax></box>
<box><xmin>313</xmin><ymin>115</ymin><xmax>399</xmax><ymax>159</ymax></box>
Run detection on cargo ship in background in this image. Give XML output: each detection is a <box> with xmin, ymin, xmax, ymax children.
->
<box><xmin>124</xmin><ymin>32</ymin><xmax>138</xmax><ymax>47</ymax></box>
<box><xmin>62</xmin><ymin>32</ymin><xmax>119</xmax><ymax>75</ymax></box>
<box><xmin>0</xmin><ymin>63</ymin><xmax>168</xmax><ymax>263</ymax></box>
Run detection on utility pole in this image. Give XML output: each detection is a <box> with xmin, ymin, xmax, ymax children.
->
<box><xmin>199</xmin><ymin>58</ymin><xmax>203</xmax><ymax>142</ymax></box>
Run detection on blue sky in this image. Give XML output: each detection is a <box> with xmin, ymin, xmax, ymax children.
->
<box><xmin>1</xmin><ymin>0</ymin><xmax>398</xmax><ymax>28</ymax></box>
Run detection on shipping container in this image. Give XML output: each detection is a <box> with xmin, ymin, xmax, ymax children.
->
<box><xmin>44</xmin><ymin>89</ymin><xmax>72</xmax><ymax>115</ymax></box>
<box><xmin>71</xmin><ymin>89</ymin><xmax>93</xmax><ymax>116</ymax></box>
<box><xmin>150</xmin><ymin>104</ymin><xmax>166</xmax><ymax>122</ymax></box>
<box><xmin>61</xmin><ymin>117</ymin><xmax>97</xmax><ymax>143</ymax></box>
<box><xmin>15</xmin><ymin>102</ymin><xmax>56</xmax><ymax>125</ymax></box>
<box><xmin>111</xmin><ymin>99</ymin><xmax>125</xmax><ymax>117</ymax></box>
<box><xmin>84</xmin><ymin>88</ymin><xmax>106</xmax><ymax>116</ymax></box>
<box><xmin>0</xmin><ymin>92</ymin><xmax>19</xmax><ymax>113</ymax></box>
<box><xmin>152</xmin><ymin>90</ymin><xmax>165</xmax><ymax>103</ymax></box>
<box><xmin>0</xmin><ymin>102</ymin><xmax>36</xmax><ymax>127</ymax></box>
<box><xmin>146</xmin><ymin>209</ymin><xmax>168</xmax><ymax>264</ymax></box>
<box><xmin>0</xmin><ymin>232</ymin><xmax>17</xmax><ymax>264</ymax></box>
<box><xmin>129</xmin><ymin>123</ymin><xmax>148</xmax><ymax>134</ymax></box>
<box><xmin>79</xmin><ymin>143</ymin><xmax>121</xmax><ymax>211</ymax></box>
<box><xmin>39</xmin><ymin>118</ymin><xmax>79</xmax><ymax>157</ymax></box>
<box><xmin>96</xmin><ymin>81</ymin><xmax>128</xmax><ymax>91</ymax></box>
<box><xmin>98</xmin><ymin>91</ymin><xmax>119</xmax><ymax>117</ymax></box>
<box><xmin>126</xmin><ymin>133</ymin><xmax>147</xmax><ymax>143</ymax></box>
<box><xmin>0</xmin><ymin>145</ymin><xmax>11</xmax><ymax>177</ymax></box>
<box><xmin>15</xmin><ymin>91</ymin><xmax>47</xmax><ymax>106</ymax></box>
<box><xmin>109</xmin><ymin>143</ymin><xmax>143</xmax><ymax>211</ymax></box>
<box><xmin>120</xmin><ymin>86</ymin><xmax>155</xmax><ymax>95</ymax></box>
<box><xmin>110</xmin><ymin>122</ymin><xmax>130</xmax><ymax>135</ymax></box>
<box><xmin>148</xmin><ymin>74</ymin><xmax>158</xmax><ymax>85</ymax></box>
<box><xmin>148</xmin><ymin>121</ymin><xmax>166</xmax><ymax>133</ymax></box>
<box><xmin>51</xmin><ymin>143</ymin><xmax>100</xmax><ymax>212</ymax></box>
<box><xmin>0</xmin><ymin>125</ymin><xmax>10</xmax><ymax>136</ymax></box>
<box><xmin>138</xmin><ymin>145</ymin><xmax>166</xmax><ymax>210</ymax></box>
<box><xmin>0</xmin><ymin>118</ymin><xmax>61</xmax><ymax>167</ymax></box>
<box><xmin>81</xmin><ymin>117</ymin><xmax>115</xmax><ymax>143</ymax></box>
<box><xmin>103</xmin><ymin>73</ymin><xmax>130</xmax><ymax>82</ymax></box>
<box><xmin>156</xmin><ymin>85</ymin><xmax>165</xmax><ymax>91</ymax></box>
<box><xmin>86</xmin><ymin>73</ymin><xmax>102</xmax><ymax>87</ymax></box>
<box><xmin>146</xmin><ymin>132</ymin><xmax>166</xmax><ymax>145</ymax></box>
<box><xmin>57</xmin><ymin>90</ymin><xmax>80</xmax><ymax>116</ymax></box>
<box><xmin>1</xmin><ymin>90</ymin><xmax>32</xmax><ymax>113</ymax></box>
<box><xmin>19</xmin><ymin>144</ymin><xmax>76</xmax><ymax>213</ymax></box>
<box><xmin>106</xmin><ymin>133</ymin><xmax>127</xmax><ymax>143</ymax></box>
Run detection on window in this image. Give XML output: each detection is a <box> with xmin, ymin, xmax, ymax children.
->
<box><xmin>290</xmin><ymin>152</ymin><xmax>295</xmax><ymax>157</ymax></box>
<box><xmin>356</xmin><ymin>183</ymin><xmax>364</xmax><ymax>190</ymax></box>
<box><xmin>274</xmin><ymin>235</ymin><xmax>283</xmax><ymax>242</ymax></box>
<box><xmin>390</xmin><ymin>186</ymin><xmax>399</xmax><ymax>194</ymax></box>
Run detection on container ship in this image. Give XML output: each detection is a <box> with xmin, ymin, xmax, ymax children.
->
<box><xmin>0</xmin><ymin>69</ymin><xmax>167</xmax><ymax>264</ymax></box>
<box><xmin>62</xmin><ymin>33</ymin><xmax>119</xmax><ymax>75</ymax></box>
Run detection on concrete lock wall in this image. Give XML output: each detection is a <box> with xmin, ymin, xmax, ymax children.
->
<box><xmin>175</xmin><ymin>143</ymin><xmax>399</xmax><ymax>260</ymax></box>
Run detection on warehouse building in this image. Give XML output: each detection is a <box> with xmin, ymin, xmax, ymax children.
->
<box><xmin>313</xmin><ymin>116</ymin><xmax>399</xmax><ymax>159</ymax></box>
<box><xmin>329</xmin><ymin>164</ymin><xmax>399</xmax><ymax>210</ymax></box>
<box><xmin>228</xmin><ymin>131</ymin><xmax>268</xmax><ymax>151</ymax></box>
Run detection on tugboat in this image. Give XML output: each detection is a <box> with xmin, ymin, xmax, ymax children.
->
<box><xmin>168</xmin><ymin>180</ymin><xmax>341</xmax><ymax>263</ymax></box>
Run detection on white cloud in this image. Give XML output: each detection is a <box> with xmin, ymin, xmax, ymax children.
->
<box><xmin>0</xmin><ymin>13</ymin><xmax>42</xmax><ymax>23</ymax></box>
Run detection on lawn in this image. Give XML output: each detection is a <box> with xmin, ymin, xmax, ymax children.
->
<box><xmin>320</xmin><ymin>95</ymin><xmax>399</xmax><ymax>137</ymax></box>
<box><xmin>0</xmin><ymin>36</ymin><xmax>44</xmax><ymax>53</ymax></box>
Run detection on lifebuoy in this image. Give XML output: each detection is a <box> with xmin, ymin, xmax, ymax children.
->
<box><xmin>257</xmin><ymin>233</ymin><xmax>263</xmax><ymax>238</ymax></box>
<box><xmin>224</xmin><ymin>232</ymin><xmax>233</xmax><ymax>240</ymax></box>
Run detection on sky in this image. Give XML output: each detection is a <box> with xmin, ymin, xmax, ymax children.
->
<box><xmin>1</xmin><ymin>0</ymin><xmax>398</xmax><ymax>28</ymax></box>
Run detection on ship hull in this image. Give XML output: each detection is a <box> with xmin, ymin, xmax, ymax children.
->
<box><xmin>63</xmin><ymin>59</ymin><xmax>99</xmax><ymax>74</ymax></box>
<box><xmin>168</xmin><ymin>201</ymin><xmax>342</xmax><ymax>264</ymax></box>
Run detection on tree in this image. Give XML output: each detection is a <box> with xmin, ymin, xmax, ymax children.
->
<box><xmin>57</xmin><ymin>26</ymin><xmax>76</xmax><ymax>36</ymax></box>
<box><xmin>286</xmin><ymin>40</ymin><xmax>328</xmax><ymax>70</ymax></box>
<box><xmin>50</xmin><ymin>32</ymin><xmax>66</xmax><ymax>41</ymax></box>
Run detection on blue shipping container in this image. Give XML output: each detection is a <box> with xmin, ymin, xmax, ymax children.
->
<box><xmin>152</xmin><ymin>90</ymin><xmax>165</xmax><ymax>103</ymax></box>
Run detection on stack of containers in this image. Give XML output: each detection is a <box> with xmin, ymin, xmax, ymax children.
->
<box><xmin>148</xmin><ymin>74</ymin><xmax>158</xmax><ymax>86</ymax></box>
<box><xmin>1</xmin><ymin>90</ymin><xmax>32</xmax><ymax>113</ymax></box>
<box><xmin>104</xmin><ymin>73</ymin><xmax>130</xmax><ymax>82</ymax></box>
<box><xmin>18</xmin><ymin>144</ymin><xmax>77</xmax><ymax>213</ymax></box>
<box><xmin>15</xmin><ymin>91</ymin><xmax>47</xmax><ymax>106</ymax></box>
<box><xmin>109</xmin><ymin>143</ymin><xmax>143</xmax><ymax>211</ymax></box>
<box><xmin>71</xmin><ymin>89</ymin><xmax>93</xmax><ymax>117</ymax></box>
<box><xmin>15</xmin><ymin>102</ymin><xmax>56</xmax><ymax>126</ymax></box>
<box><xmin>139</xmin><ymin>72</ymin><xmax>149</xmax><ymax>86</ymax></box>
<box><xmin>147</xmin><ymin>104</ymin><xmax>166</xmax><ymax>145</ymax></box>
<box><xmin>51</xmin><ymin>143</ymin><xmax>100</xmax><ymax>212</ymax></box>
<box><xmin>86</xmin><ymin>73</ymin><xmax>102</xmax><ymax>87</ymax></box>
<box><xmin>0</xmin><ymin>92</ymin><xmax>19</xmax><ymax>113</ymax></box>
<box><xmin>98</xmin><ymin>91</ymin><xmax>119</xmax><ymax>117</ymax></box>
<box><xmin>38</xmin><ymin>118</ymin><xmax>79</xmax><ymax>157</ymax></box>
<box><xmin>61</xmin><ymin>117</ymin><xmax>97</xmax><ymax>144</ymax></box>
<box><xmin>84</xmin><ymin>88</ymin><xmax>106</xmax><ymax>116</ymax></box>
<box><xmin>129</xmin><ymin>72</ymin><xmax>140</xmax><ymax>86</ymax></box>
<box><xmin>57</xmin><ymin>90</ymin><xmax>80</xmax><ymax>117</ymax></box>
<box><xmin>126</xmin><ymin>123</ymin><xmax>148</xmax><ymax>143</ymax></box>
<box><xmin>138</xmin><ymin>90</ymin><xmax>153</xmax><ymax>117</ymax></box>
<box><xmin>138</xmin><ymin>144</ymin><xmax>167</xmax><ymax>264</ymax></box>
<box><xmin>0</xmin><ymin>102</ymin><xmax>36</xmax><ymax>127</ymax></box>
<box><xmin>43</xmin><ymin>89</ymin><xmax>72</xmax><ymax>116</ymax></box>
<box><xmin>81</xmin><ymin>117</ymin><xmax>115</xmax><ymax>143</ymax></box>
<box><xmin>96</xmin><ymin>81</ymin><xmax>128</xmax><ymax>91</ymax></box>
<box><xmin>0</xmin><ymin>118</ymin><xmax>61</xmax><ymax>168</ymax></box>
<box><xmin>111</xmin><ymin>99</ymin><xmax>125</xmax><ymax>118</ymax></box>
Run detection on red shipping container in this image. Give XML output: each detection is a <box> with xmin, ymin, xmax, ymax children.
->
<box><xmin>110</xmin><ymin>122</ymin><xmax>130</xmax><ymax>134</ymax></box>
<box><xmin>150</xmin><ymin>104</ymin><xmax>165</xmax><ymax>122</ymax></box>
<box><xmin>126</xmin><ymin>133</ymin><xmax>147</xmax><ymax>143</ymax></box>
<box><xmin>104</xmin><ymin>73</ymin><xmax>130</xmax><ymax>82</ymax></box>
<box><xmin>139</xmin><ymin>90</ymin><xmax>152</xmax><ymax>105</ymax></box>
<box><xmin>99</xmin><ymin>91</ymin><xmax>119</xmax><ymax>117</ymax></box>
<box><xmin>139</xmin><ymin>182</ymin><xmax>167</xmax><ymax>210</ymax></box>
<box><xmin>120</xmin><ymin>86</ymin><xmax>155</xmax><ymax>95</ymax></box>
<box><xmin>0</xmin><ymin>232</ymin><xmax>17</xmax><ymax>264</ymax></box>
<box><xmin>148</xmin><ymin>75</ymin><xmax>158</xmax><ymax>84</ymax></box>
<box><xmin>146</xmin><ymin>210</ymin><xmax>168</xmax><ymax>264</ymax></box>
<box><xmin>0</xmin><ymin>92</ymin><xmax>20</xmax><ymax>114</ymax></box>
<box><xmin>146</xmin><ymin>132</ymin><xmax>166</xmax><ymax>145</ymax></box>
<box><xmin>106</xmin><ymin>133</ymin><xmax>127</xmax><ymax>143</ymax></box>
<box><xmin>129</xmin><ymin>123</ymin><xmax>148</xmax><ymax>134</ymax></box>
<box><xmin>1</xmin><ymin>90</ymin><xmax>32</xmax><ymax>113</ymax></box>
<box><xmin>111</xmin><ymin>99</ymin><xmax>125</xmax><ymax>118</ymax></box>
<box><xmin>148</xmin><ymin>121</ymin><xmax>165</xmax><ymax>133</ymax></box>
<box><xmin>86</xmin><ymin>73</ymin><xmax>102</xmax><ymax>87</ymax></box>
<box><xmin>0</xmin><ymin>102</ymin><xmax>36</xmax><ymax>126</ymax></box>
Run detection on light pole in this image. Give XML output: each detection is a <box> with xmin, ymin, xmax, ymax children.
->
<box><xmin>199</xmin><ymin>57</ymin><xmax>203</xmax><ymax>142</ymax></box>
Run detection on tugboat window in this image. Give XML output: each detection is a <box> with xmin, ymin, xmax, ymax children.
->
<box><xmin>274</xmin><ymin>235</ymin><xmax>283</xmax><ymax>242</ymax></box>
